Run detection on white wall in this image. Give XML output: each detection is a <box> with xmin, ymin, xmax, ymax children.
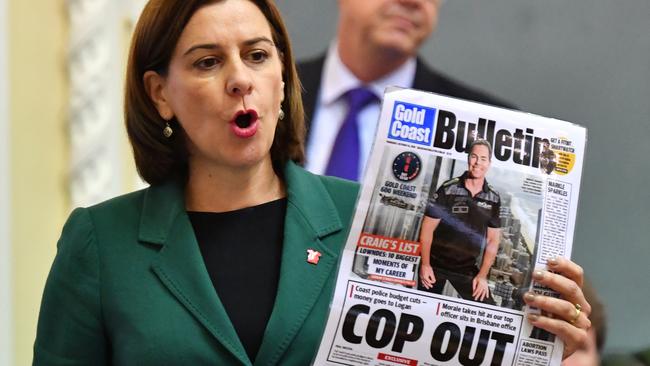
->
<box><xmin>0</xmin><ymin>0</ymin><xmax>13</xmax><ymax>363</ymax></box>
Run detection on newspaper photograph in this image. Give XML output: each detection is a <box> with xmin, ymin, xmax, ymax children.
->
<box><xmin>313</xmin><ymin>88</ymin><xmax>586</xmax><ymax>366</ymax></box>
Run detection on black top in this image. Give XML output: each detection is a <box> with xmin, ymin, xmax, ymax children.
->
<box><xmin>188</xmin><ymin>198</ymin><xmax>287</xmax><ymax>362</ymax></box>
<box><xmin>425</xmin><ymin>172</ymin><xmax>501</xmax><ymax>273</ymax></box>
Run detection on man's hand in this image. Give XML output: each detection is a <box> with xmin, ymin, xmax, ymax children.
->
<box><xmin>419</xmin><ymin>264</ymin><xmax>436</xmax><ymax>289</ymax></box>
<box><xmin>472</xmin><ymin>275</ymin><xmax>490</xmax><ymax>301</ymax></box>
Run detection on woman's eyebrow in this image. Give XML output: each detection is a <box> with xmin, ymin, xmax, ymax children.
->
<box><xmin>242</xmin><ymin>36</ymin><xmax>275</xmax><ymax>47</ymax></box>
<box><xmin>183</xmin><ymin>43</ymin><xmax>221</xmax><ymax>56</ymax></box>
<box><xmin>183</xmin><ymin>37</ymin><xmax>274</xmax><ymax>56</ymax></box>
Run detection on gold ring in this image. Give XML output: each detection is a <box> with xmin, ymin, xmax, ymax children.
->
<box><xmin>570</xmin><ymin>303</ymin><xmax>582</xmax><ymax>324</ymax></box>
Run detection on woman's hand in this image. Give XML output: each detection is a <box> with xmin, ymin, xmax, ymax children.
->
<box><xmin>523</xmin><ymin>256</ymin><xmax>592</xmax><ymax>359</ymax></box>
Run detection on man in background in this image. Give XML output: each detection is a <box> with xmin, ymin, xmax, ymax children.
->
<box><xmin>298</xmin><ymin>0</ymin><xmax>513</xmax><ymax>181</ymax></box>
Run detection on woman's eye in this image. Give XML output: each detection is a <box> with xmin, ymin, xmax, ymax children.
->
<box><xmin>195</xmin><ymin>57</ymin><xmax>219</xmax><ymax>70</ymax></box>
<box><xmin>247</xmin><ymin>50</ymin><xmax>268</xmax><ymax>63</ymax></box>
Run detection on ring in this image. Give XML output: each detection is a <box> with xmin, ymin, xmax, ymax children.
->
<box><xmin>570</xmin><ymin>303</ymin><xmax>582</xmax><ymax>324</ymax></box>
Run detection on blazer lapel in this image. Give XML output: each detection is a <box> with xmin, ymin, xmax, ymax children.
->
<box><xmin>254</xmin><ymin>163</ymin><xmax>345</xmax><ymax>365</ymax></box>
<box><xmin>139</xmin><ymin>181</ymin><xmax>251</xmax><ymax>366</ymax></box>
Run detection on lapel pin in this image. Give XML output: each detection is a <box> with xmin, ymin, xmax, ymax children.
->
<box><xmin>306</xmin><ymin>249</ymin><xmax>322</xmax><ymax>265</ymax></box>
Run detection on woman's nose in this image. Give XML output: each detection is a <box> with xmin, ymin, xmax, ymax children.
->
<box><xmin>225</xmin><ymin>59</ymin><xmax>253</xmax><ymax>97</ymax></box>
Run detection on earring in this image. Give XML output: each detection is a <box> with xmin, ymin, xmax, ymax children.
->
<box><xmin>278</xmin><ymin>108</ymin><xmax>285</xmax><ymax>121</ymax></box>
<box><xmin>163</xmin><ymin>122</ymin><xmax>173</xmax><ymax>138</ymax></box>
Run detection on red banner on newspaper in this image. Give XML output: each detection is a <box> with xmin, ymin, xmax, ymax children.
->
<box><xmin>357</xmin><ymin>233</ymin><xmax>421</xmax><ymax>256</ymax></box>
<box><xmin>377</xmin><ymin>353</ymin><xmax>418</xmax><ymax>366</ymax></box>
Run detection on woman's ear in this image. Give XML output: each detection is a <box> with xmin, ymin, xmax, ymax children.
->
<box><xmin>143</xmin><ymin>70</ymin><xmax>174</xmax><ymax>120</ymax></box>
<box><xmin>280</xmin><ymin>80</ymin><xmax>285</xmax><ymax>103</ymax></box>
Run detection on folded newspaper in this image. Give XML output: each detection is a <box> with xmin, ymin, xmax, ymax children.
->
<box><xmin>313</xmin><ymin>87</ymin><xmax>586</xmax><ymax>366</ymax></box>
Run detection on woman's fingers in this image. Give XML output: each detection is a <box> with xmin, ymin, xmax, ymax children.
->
<box><xmin>526</xmin><ymin>312</ymin><xmax>590</xmax><ymax>358</ymax></box>
<box><xmin>524</xmin><ymin>257</ymin><xmax>592</xmax><ymax>359</ymax></box>
<box><xmin>524</xmin><ymin>292</ymin><xmax>591</xmax><ymax>329</ymax></box>
<box><xmin>546</xmin><ymin>256</ymin><xmax>584</xmax><ymax>288</ymax></box>
<box><xmin>532</xmin><ymin>267</ymin><xmax>592</xmax><ymax>317</ymax></box>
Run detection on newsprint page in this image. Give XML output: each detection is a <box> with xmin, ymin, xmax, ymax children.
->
<box><xmin>313</xmin><ymin>88</ymin><xmax>586</xmax><ymax>366</ymax></box>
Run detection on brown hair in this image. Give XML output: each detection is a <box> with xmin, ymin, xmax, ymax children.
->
<box><xmin>583</xmin><ymin>280</ymin><xmax>607</xmax><ymax>352</ymax></box>
<box><xmin>125</xmin><ymin>0</ymin><xmax>305</xmax><ymax>185</ymax></box>
<box><xmin>468</xmin><ymin>139</ymin><xmax>492</xmax><ymax>161</ymax></box>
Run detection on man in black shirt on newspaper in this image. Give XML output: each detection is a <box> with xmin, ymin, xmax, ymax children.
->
<box><xmin>418</xmin><ymin>139</ymin><xmax>501</xmax><ymax>305</ymax></box>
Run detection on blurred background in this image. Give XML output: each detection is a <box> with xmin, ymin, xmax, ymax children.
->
<box><xmin>1</xmin><ymin>0</ymin><xmax>648</xmax><ymax>364</ymax></box>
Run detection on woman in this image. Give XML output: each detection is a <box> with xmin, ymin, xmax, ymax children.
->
<box><xmin>33</xmin><ymin>0</ymin><xmax>591</xmax><ymax>365</ymax></box>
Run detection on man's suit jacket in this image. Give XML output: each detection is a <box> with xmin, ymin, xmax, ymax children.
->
<box><xmin>297</xmin><ymin>55</ymin><xmax>515</xmax><ymax>145</ymax></box>
<box><xmin>34</xmin><ymin>162</ymin><xmax>359</xmax><ymax>366</ymax></box>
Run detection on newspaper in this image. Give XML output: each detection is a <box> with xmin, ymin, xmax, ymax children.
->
<box><xmin>313</xmin><ymin>88</ymin><xmax>586</xmax><ymax>366</ymax></box>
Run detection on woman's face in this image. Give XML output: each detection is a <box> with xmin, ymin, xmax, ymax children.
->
<box><xmin>149</xmin><ymin>0</ymin><xmax>284</xmax><ymax>171</ymax></box>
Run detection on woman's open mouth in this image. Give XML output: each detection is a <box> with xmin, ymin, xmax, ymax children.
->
<box><xmin>230</xmin><ymin>109</ymin><xmax>259</xmax><ymax>138</ymax></box>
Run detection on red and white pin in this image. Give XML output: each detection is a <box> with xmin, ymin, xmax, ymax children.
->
<box><xmin>306</xmin><ymin>249</ymin><xmax>322</xmax><ymax>265</ymax></box>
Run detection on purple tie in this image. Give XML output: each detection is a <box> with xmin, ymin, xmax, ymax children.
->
<box><xmin>325</xmin><ymin>87</ymin><xmax>377</xmax><ymax>181</ymax></box>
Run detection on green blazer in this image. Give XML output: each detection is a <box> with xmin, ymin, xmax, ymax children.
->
<box><xmin>34</xmin><ymin>162</ymin><xmax>359</xmax><ymax>366</ymax></box>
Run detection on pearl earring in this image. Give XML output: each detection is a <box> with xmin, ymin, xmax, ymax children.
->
<box><xmin>278</xmin><ymin>108</ymin><xmax>285</xmax><ymax>121</ymax></box>
<box><xmin>163</xmin><ymin>122</ymin><xmax>173</xmax><ymax>138</ymax></box>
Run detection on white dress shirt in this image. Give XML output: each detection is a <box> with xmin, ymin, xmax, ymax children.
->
<box><xmin>305</xmin><ymin>41</ymin><xmax>417</xmax><ymax>179</ymax></box>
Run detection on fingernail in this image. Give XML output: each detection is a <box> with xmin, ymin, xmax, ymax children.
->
<box><xmin>524</xmin><ymin>292</ymin><xmax>536</xmax><ymax>302</ymax></box>
<box><xmin>533</xmin><ymin>270</ymin><xmax>545</xmax><ymax>280</ymax></box>
<box><xmin>547</xmin><ymin>257</ymin><xmax>559</xmax><ymax>266</ymax></box>
<box><xmin>528</xmin><ymin>314</ymin><xmax>539</xmax><ymax>322</ymax></box>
